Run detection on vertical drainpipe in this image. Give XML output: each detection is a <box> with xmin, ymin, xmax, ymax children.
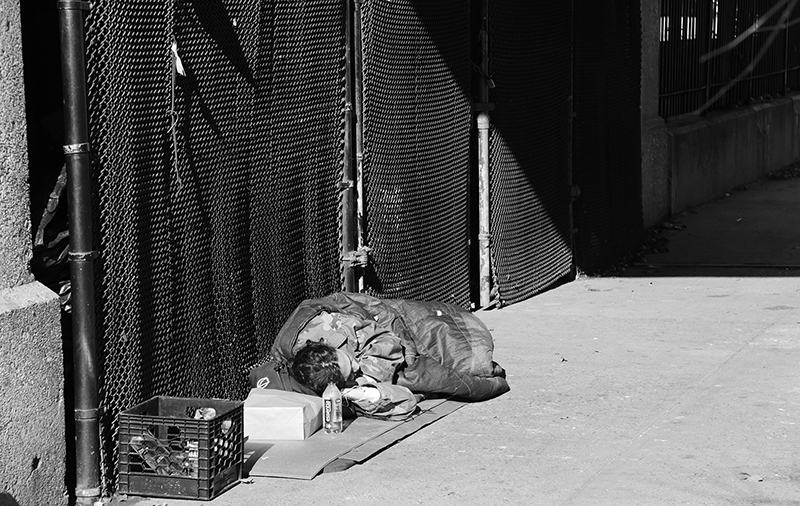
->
<box><xmin>58</xmin><ymin>0</ymin><xmax>101</xmax><ymax>502</ymax></box>
<box><xmin>341</xmin><ymin>0</ymin><xmax>357</xmax><ymax>292</ymax></box>
<box><xmin>477</xmin><ymin>0</ymin><xmax>492</xmax><ymax>308</ymax></box>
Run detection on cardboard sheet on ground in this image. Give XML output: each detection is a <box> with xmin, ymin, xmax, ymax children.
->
<box><xmin>244</xmin><ymin>398</ymin><xmax>465</xmax><ymax>480</ymax></box>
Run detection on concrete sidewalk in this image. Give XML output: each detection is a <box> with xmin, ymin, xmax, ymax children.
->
<box><xmin>121</xmin><ymin>175</ymin><xmax>800</xmax><ymax>506</ymax></box>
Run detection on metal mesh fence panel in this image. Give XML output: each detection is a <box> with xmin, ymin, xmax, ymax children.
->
<box><xmin>573</xmin><ymin>0</ymin><xmax>644</xmax><ymax>271</ymax></box>
<box><xmin>85</xmin><ymin>0</ymin><xmax>345</xmax><ymax>491</ymax></box>
<box><xmin>488</xmin><ymin>3</ymin><xmax>574</xmax><ymax>305</ymax></box>
<box><xmin>359</xmin><ymin>0</ymin><xmax>472</xmax><ymax>307</ymax></box>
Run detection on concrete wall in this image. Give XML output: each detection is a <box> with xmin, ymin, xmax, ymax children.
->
<box><xmin>0</xmin><ymin>0</ymin><xmax>33</xmax><ymax>286</ymax></box>
<box><xmin>668</xmin><ymin>95</ymin><xmax>800</xmax><ymax>214</ymax></box>
<box><xmin>0</xmin><ymin>0</ymin><xmax>67</xmax><ymax>504</ymax></box>
<box><xmin>0</xmin><ymin>285</ymin><xmax>66</xmax><ymax>506</ymax></box>
<box><xmin>640</xmin><ymin>0</ymin><xmax>670</xmax><ymax>228</ymax></box>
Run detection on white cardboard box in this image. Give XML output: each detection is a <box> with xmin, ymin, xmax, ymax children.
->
<box><xmin>244</xmin><ymin>388</ymin><xmax>323</xmax><ymax>441</ymax></box>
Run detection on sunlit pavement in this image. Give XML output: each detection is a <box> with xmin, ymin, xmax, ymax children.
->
<box><xmin>117</xmin><ymin>174</ymin><xmax>800</xmax><ymax>506</ymax></box>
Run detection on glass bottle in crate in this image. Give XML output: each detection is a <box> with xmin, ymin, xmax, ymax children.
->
<box><xmin>185</xmin><ymin>440</ymin><xmax>199</xmax><ymax>478</ymax></box>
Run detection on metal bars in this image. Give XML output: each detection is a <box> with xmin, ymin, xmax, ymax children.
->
<box><xmin>660</xmin><ymin>0</ymin><xmax>800</xmax><ymax>119</ymax></box>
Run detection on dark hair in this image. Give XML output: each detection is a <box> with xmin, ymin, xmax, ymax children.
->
<box><xmin>289</xmin><ymin>341</ymin><xmax>345</xmax><ymax>395</ymax></box>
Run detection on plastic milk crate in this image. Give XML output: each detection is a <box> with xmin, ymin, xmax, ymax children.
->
<box><xmin>117</xmin><ymin>396</ymin><xmax>244</xmax><ymax>500</ymax></box>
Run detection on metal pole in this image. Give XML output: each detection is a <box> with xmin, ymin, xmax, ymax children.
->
<box><xmin>785</xmin><ymin>0</ymin><xmax>790</xmax><ymax>93</ymax></box>
<box><xmin>353</xmin><ymin>0</ymin><xmax>367</xmax><ymax>292</ymax></box>
<box><xmin>704</xmin><ymin>0</ymin><xmax>714</xmax><ymax>112</ymax></box>
<box><xmin>341</xmin><ymin>0</ymin><xmax>357</xmax><ymax>292</ymax></box>
<box><xmin>748</xmin><ymin>3</ymin><xmax>755</xmax><ymax>102</ymax></box>
<box><xmin>477</xmin><ymin>113</ymin><xmax>491</xmax><ymax>308</ymax></box>
<box><xmin>477</xmin><ymin>0</ymin><xmax>492</xmax><ymax>308</ymax></box>
<box><xmin>57</xmin><ymin>0</ymin><xmax>101</xmax><ymax>502</ymax></box>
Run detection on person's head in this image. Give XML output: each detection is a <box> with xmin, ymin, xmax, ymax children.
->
<box><xmin>289</xmin><ymin>341</ymin><xmax>356</xmax><ymax>395</ymax></box>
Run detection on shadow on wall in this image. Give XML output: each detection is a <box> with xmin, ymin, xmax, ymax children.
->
<box><xmin>0</xmin><ymin>493</ymin><xmax>21</xmax><ymax>506</ymax></box>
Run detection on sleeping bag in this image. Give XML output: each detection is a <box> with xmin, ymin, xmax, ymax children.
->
<box><xmin>250</xmin><ymin>292</ymin><xmax>510</xmax><ymax>402</ymax></box>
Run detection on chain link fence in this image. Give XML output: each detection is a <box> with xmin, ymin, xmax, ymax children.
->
<box><xmin>86</xmin><ymin>0</ymin><xmax>346</xmax><ymax>490</ymax></box>
<box><xmin>572</xmin><ymin>0</ymin><xmax>644</xmax><ymax>272</ymax></box>
<box><xmin>78</xmin><ymin>0</ymin><xmax>643</xmax><ymax>492</ymax></box>
<box><xmin>360</xmin><ymin>0</ymin><xmax>472</xmax><ymax>307</ymax></box>
<box><xmin>488</xmin><ymin>2</ymin><xmax>575</xmax><ymax>305</ymax></box>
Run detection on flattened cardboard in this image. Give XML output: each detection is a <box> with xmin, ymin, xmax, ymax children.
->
<box><xmin>244</xmin><ymin>398</ymin><xmax>465</xmax><ymax>480</ymax></box>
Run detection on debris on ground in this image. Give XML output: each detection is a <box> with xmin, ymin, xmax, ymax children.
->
<box><xmin>739</xmin><ymin>472</ymin><xmax>764</xmax><ymax>482</ymax></box>
<box><xmin>578</xmin><ymin>224</ymin><xmax>672</xmax><ymax>277</ymax></box>
<box><xmin>766</xmin><ymin>163</ymin><xmax>800</xmax><ymax>180</ymax></box>
<box><xmin>658</xmin><ymin>221</ymin><xmax>686</xmax><ymax>230</ymax></box>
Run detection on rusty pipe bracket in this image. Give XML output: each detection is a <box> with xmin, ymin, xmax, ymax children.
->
<box><xmin>344</xmin><ymin>246</ymin><xmax>372</xmax><ymax>268</ymax></box>
<box><xmin>338</xmin><ymin>179</ymin><xmax>355</xmax><ymax>190</ymax></box>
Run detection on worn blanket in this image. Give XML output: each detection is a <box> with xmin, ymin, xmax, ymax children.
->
<box><xmin>256</xmin><ymin>292</ymin><xmax>509</xmax><ymax>402</ymax></box>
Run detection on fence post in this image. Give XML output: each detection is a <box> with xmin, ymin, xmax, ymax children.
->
<box><xmin>342</xmin><ymin>0</ymin><xmax>358</xmax><ymax>292</ymax></box>
<box><xmin>476</xmin><ymin>0</ymin><xmax>492</xmax><ymax>308</ymax></box>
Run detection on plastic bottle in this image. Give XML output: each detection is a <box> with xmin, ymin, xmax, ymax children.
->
<box><xmin>322</xmin><ymin>382</ymin><xmax>343</xmax><ymax>434</ymax></box>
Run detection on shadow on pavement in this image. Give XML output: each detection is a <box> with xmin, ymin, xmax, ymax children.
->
<box><xmin>611</xmin><ymin>167</ymin><xmax>800</xmax><ymax>278</ymax></box>
<box><xmin>0</xmin><ymin>493</ymin><xmax>20</xmax><ymax>506</ymax></box>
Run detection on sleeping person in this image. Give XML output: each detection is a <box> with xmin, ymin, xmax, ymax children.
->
<box><xmin>289</xmin><ymin>309</ymin><xmax>420</xmax><ymax>418</ymax></box>
<box><xmin>251</xmin><ymin>292</ymin><xmax>509</xmax><ymax>421</ymax></box>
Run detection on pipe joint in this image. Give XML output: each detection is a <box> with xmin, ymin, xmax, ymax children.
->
<box><xmin>477</xmin><ymin>113</ymin><xmax>490</xmax><ymax>130</ymax></box>
<box><xmin>74</xmin><ymin>407</ymin><xmax>102</xmax><ymax>420</ymax></box>
<box><xmin>63</xmin><ymin>142</ymin><xmax>91</xmax><ymax>155</ymax></box>
<box><xmin>75</xmin><ymin>487</ymin><xmax>102</xmax><ymax>498</ymax></box>
<box><xmin>69</xmin><ymin>250</ymin><xmax>99</xmax><ymax>262</ymax></box>
<box><xmin>57</xmin><ymin>0</ymin><xmax>91</xmax><ymax>10</ymax></box>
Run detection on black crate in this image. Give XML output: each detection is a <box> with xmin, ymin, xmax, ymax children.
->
<box><xmin>117</xmin><ymin>396</ymin><xmax>243</xmax><ymax>500</ymax></box>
